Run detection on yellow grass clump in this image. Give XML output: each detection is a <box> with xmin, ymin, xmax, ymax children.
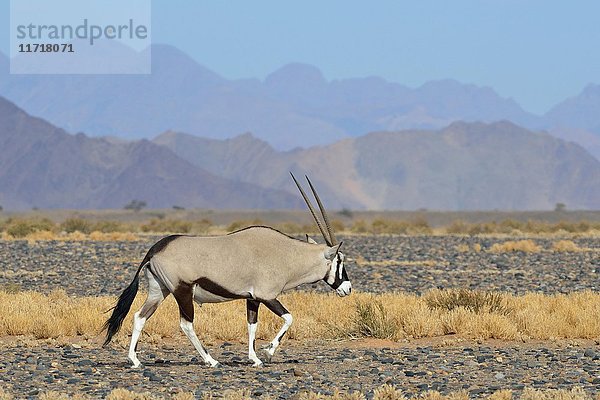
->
<box><xmin>455</xmin><ymin>243</ymin><xmax>482</xmax><ymax>253</ymax></box>
<box><xmin>488</xmin><ymin>240</ymin><xmax>541</xmax><ymax>253</ymax></box>
<box><xmin>2</xmin><ymin>289</ymin><xmax>600</xmax><ymax>343</ymax></box>
<box><xmin>551</xmin><ymin>240</ymin><xmax>583</xmax><ymax>252</ymax></box>
<box><xmin>1</xmin><ymin>230</ymin><xmax>140</xmax><ymax>242</ymax></box>
<box><xmin>455</xmin><ymin>243</ymin><xmax>470</xmax><ymax>252</ymax></box>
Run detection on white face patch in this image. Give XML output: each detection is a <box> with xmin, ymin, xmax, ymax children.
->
<box><xmin>325</xmin><ymin>254</ymin><xmax>341</xmax><ymax>285</ymax></box>
<box><xmin>336</xmin><ymin>280</ymin><xmax>352</xmax><ymax>297</ymax></box>
<box><xmin>325</xmin><ymin>252</ymin><xmax>351</xmax><ymax>296</ymax></box>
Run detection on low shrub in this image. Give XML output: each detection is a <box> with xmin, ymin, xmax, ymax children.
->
<box><xmin>92</xmin><ymin>220</ymin><xmax>128</xmax><ymax>233</ymax></box>
<box><xmin>60</xmin><ymin>218</ymin><xmax>93</xmax><ymax>234</ymax></box>
<box><xmin>190</xmin><ymin>219</ymin><xmax>213</xmax><ymax>235</ymax></box>
<box><xmin>552</xmin><ymin>240</ymin><xmax>582</xmax><ymax>252</ymax></box>
<box><xmin>227</xmin><ymin>219</ymin><xmax>263</xmax><ymax>232</ymax></box>
<box><xmin>370</xmin><ymin>217</ymin><xmax>431</xmax><ymax>235</ymax></box>
<box><xmin>351</xmin><ymin>298</ymin><xmax>397</xmax><ymax>339</ymax></box>
<box><xmin>4</xmin><ymin>218</ymin><xmax>56</xmax><ymax>238</ymax></box>
<box><xmin>425</xmin><ymin>289</ymin><xmax>512</xmax><ymax>315</ymax></box>
<box><xmin>351</xmin><ymin>219</ymin><xmax>369</xmax><ymax>233</ymax></box>
<box><xmin>140</xmin><ymin>219</ymin><xmax>192</xmax><ymax>233</ymax></box>
<box><xmin>489</xmin><ymin>239</ymin><xmax>541</xmax><ymax>253</ymax></box>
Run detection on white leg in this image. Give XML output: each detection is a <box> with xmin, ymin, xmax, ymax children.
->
<box><xmin>128</xmin><ymin>312</ymin><xmax>146</xmax><ymax>368</ymax></box>
<box><xmin>128</xmin><ymin>272</ymin><xmax>168</xmax><ymax>368</ymax></box>
<box><xmin>179</xmin><ymin>318</ymin><xmax>219</xmax><ymax>367</ymax></box>
<box><xmin>264</xmin><ymin>313</ymin><xmax>293</xmax><ymax>359</ymax></box>
<box><xmin>247</xmin><ymin>322</ymin><xmax>263</xmax><ymax>366</ymax></box>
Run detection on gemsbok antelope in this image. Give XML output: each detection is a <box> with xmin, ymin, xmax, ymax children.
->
<box><xmin>103</xmin><ymin>173</ymin><xmax>352</xmax><ymax>368</ymax></box>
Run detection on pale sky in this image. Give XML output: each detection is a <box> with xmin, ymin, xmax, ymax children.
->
<box><xmin>2</xmin><ymin>0</ymin><xmax>599</xmax><ymax>114</ymax></box>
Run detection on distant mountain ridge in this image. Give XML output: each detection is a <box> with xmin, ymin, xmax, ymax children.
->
<box><xmin>0</xmin><ymin>44</ymin><xmax>562</xmax><ymax>151</ymax></box>
<box><xmin>0</xmin><ymin>93</ymin><xmax>598</xmax><ymax>210</ymax></box>
<box><xmin>155</xmin><ymin>121</ymin><xmax>600</xmax><ymax>210</ymax></box>
<box><xmin>0</xmin><ymin>96</ymin><xmax>301</xmax><ymax>210</ymax></box>
<box><xmin>2</xmin><ymin>44</ymin><xmax>599</xmax><ymax>158</ymax></box>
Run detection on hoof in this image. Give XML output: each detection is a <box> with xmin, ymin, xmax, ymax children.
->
<box><xmin>207</xmin><ymin>361</ymin><xmax>220</xmax><ymax>368</ymax></box>
<box><xmin>129</xmin><ymin>357</ymin><xmax>142</xmax><ymax>369</ymax></box>
<box><xmin>130</xmin><ymin>362</ymin><xmax>142</xmax><ymax>369</ymax></box>
<box><xmin>259</xmin><ymin>349</ymin><xmax>273</xmax><ymax>363</ymax></box>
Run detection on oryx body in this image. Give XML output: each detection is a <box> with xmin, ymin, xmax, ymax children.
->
<box><xmin>103</xmin><ymin>174</ymin><xmax>351</xmax><ymax>368</ymax></box>
<box><xmin>154</xmin><ymin>227</ymin><xmax>340</xmax><ymax>302</ymax></box>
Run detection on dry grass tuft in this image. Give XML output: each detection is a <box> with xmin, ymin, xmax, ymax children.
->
<box><xmin>369</xmin><ymin>218</ymin><xmax>432</xmax><ymax>235</ymax></box>
<box><xmin>140</xmin><ymin>219</ymin><xmax>192</xmax><ymax>234</ymax></box>
<box><xmin>489</xmin><ymin>240</ymin><xmax>541</xmax><ymax>253</ymax></box>
<box><xmin>487</xmin><ymin>391</ymin><xmax>513</xmax><ymax>400</ymax></box>
<box><xmin>2</xmin><ymin>289</ymin><xmax>600</xmax><ymax>343</ymax></box>
<box><xmin>425</xmin><ymin>289</ymin><xmax>512</xmax><ymax>315</ymax></box>
<box><xmin>0</xmin><ymin>385</ymin><xmax>597</xmax><ymax>400</ymax></box>
<box><xmin>350</xmin><ymin>298</ymin><xmax>397</xmax><ymax>339</ymax></box>
<box><xmin>87</xmin><ymin>231</ymin><xmax>139</xmax><ymax>241</ymax></box>
<box><xmin>18</xmin><ymin>387</ymin><xmax>597</xmax><ymax>400</ymax></box>
<box><xmin>551</xmin><ymin>240</ymin><xmax>583</xmax><ymax>252</ymax></box>
<box><xmin>373</xmin><ymin>384</ymin><xmax>407</xmax><ymax>400</ymax></box>
<box><xmin>444</xmin><ymin>219</ymin><xmax>600</xmax><ymax>236</ymax></box>
<box><xmin>2</xmin><ymin>230</ymin><xmax>140</xmax><ymax>242</ymax></box>
<box><xmin>455</xmin><ymin>243</ymin><xmax>470</xmax><ymax>252</ymax></box>
<box><xmin>39</xmin><ymin>393</ymin><xmax>89</xmax><ymax>400</ymax></box>
<box><xmin>105</xmin><ymin>388</ymin><xmax>156</xmax><ymax>400</ymax></box>
<box><xmin>520</xmin><ymin>387</ymin><xmax>594</xmax><ymax>400</ymax></box>
<box><xmin>0</xmin><ymin>387</ymin><xmax>12</xmax><ymax>400</ymax></box>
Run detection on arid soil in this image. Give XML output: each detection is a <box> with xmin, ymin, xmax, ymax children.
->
<box><xmin>0</xmin><ymin>235</ymin><xmax>597</xmax><ymax>296</ymax></box>
<box><xmin>0</xmin><ymin>337</ymin><xmax>599</xmax><ymax>398</ymax></box>
<box><xmin>0</xmin><ymin>235</ymin><xmax>599</xmax><ymax>398</ymax></box>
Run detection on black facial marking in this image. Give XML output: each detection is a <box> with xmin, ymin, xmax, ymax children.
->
<box><xmin>325</xmin><ymin>255</ymin><xmax>348</xmax><ymax>290</ymax></box>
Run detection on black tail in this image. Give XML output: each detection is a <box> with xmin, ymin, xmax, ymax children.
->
<box><xmin>102</xmin><ymin>261</ymin><xmax>146</xmax><ymax>347</ymax></box>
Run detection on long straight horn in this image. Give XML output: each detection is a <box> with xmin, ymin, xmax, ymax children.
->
<box><xmin>305</xmin><ymin>175</ymin><xmax>337</xmax><ymax>245</ymax></box>
<box><xmin>290</xmin><ymin>172</ymin><xmax>332</xmax><ymax>246</ymax></box>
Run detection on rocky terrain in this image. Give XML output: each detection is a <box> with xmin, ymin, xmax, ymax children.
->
<box><xmin>1</xmin><ymin>338</ymin><xmax>600</xmax><ymax>398</ymax></box>
<box><xmin>0</xmin><ymin>235</ymin><xmax>597</xmax><ymax>296</ymax></box>
<box><xmin>0</xmin><ymin>234</ymin><xmax>599</xmax><ymax>398</ymax></box>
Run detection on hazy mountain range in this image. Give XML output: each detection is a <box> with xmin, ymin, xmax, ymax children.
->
<box><xmin>1</xmin><ymin>95</ymin><xmax>598</xmax><ymax>210</ymax></box>
<box><xmin>1</xmin><ymin>44</ymin><xmax>600</xmax><ymax>159</ymax></box>
<box><xmin>0</xmin><ymin>96</ymin><xmax>301</xmax><ymax>210</ymax></box>
<box><xmin>155</xmin><ymin>124</ymin><xmax>600</xmax><ymax>210</ymax></box>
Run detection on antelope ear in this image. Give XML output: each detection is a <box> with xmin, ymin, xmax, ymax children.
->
<box><xmin>306</xmin><ymin>235</ymin><xmax>318</xmax><ymax>244</ymax></box>
<box><xmin>324</xmin><ymin>242</ymin><xmax>343</xmax><ymax>260</ymax></box>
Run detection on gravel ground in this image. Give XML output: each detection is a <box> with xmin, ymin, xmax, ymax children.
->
<box><xmin>0</xmin><ymin>235</ymin><xmax>599</xmax><ymax>398</ymax></box>
<box><xmin>0</xmin><ymin>235</ymin><xmax>598</xmax><ymax>296</ymax></box>
<box><xmin>1</xmin><ymin>338</ymin><xmax>600</xmax><ymax>398</ymax></box>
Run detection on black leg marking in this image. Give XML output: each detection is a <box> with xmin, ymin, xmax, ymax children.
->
<box><xmin>275</xmin><ymin>329</ymin><xmax>288</xmax><ymax>343</ymax></box>
<box><xmin>173</xmin><ymin>283</ymin><xmax>195</xmax><ymax>322</ymax></box>
<box><xmin>195</xmin><ymin>278</ymin><xmax>249</xmax><ymax>299</ymax></box>
<box><xmin>246</xmin><ymin>300</ymin><xmax>260</xmax><ymax>324</ymax></box>
<box><xmin>263</xmin><ymin>299</ymin><xmax>291</xmax><ymax>343</ymax></box>
<box><xmin>262</xmin><ymin>299</ymin><xmax>288</xmax><ymax>317</ymax></box>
